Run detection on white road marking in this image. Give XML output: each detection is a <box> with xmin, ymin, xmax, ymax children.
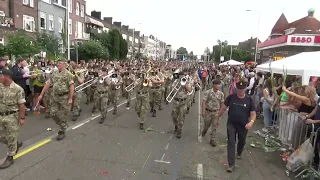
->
<box><xmin>197</xmin><ymin>164</ymin><xmax>203</xmax><ymax>180</ymax></box>
<box><xmin>168</xmin><ymin>134</ymin><xmax>173</xmax><ymax>140</ymax></box>
<box><xmin>197</xmin><ymin>91</ymin><xmax>202</xmax><ymax>142</ymax></box>
<box><xmin>154</xmin><ymin>160</ymin><xmax>171</xmax><ymax>164</ymax></box>
<box><xmin>71</xmin><ymin>97</ymin><xmax>136</xmax><ymax>130</ymax></box>
<box><xmin>164</xmin><ymin>143</ymin><xmax>170</xmax><ymax>150</ymax></box>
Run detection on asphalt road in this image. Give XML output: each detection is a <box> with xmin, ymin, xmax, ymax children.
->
<box><xmin>0</xmin><ymin>90</ymin><xmax>294</xmax><ymax>180</ymax></box>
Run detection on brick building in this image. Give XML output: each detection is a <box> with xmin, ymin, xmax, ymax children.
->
<box><xmin>68</xmin><ymin>0</ymin><xmax>89</xmax><ymax>44</ymax></box>
<box><xmin>258</xmin><ymin>9</ymin><xmax>320</xmax><ymax>62</ymax></box>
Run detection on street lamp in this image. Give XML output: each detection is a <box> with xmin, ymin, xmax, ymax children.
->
<box><xmin>246</xmin><ymin>9</ymin><xmax>260</xmax><ymax>63</ymax></box>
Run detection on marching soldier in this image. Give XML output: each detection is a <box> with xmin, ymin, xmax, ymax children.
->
<box><xmin>171</xmin><ymin>74</ymin><xmax>192</xmax><ymax>138</ymax></box>
<box><xmin>163</xmin><ymin>67</ymin><xmax>172</xmax><ymax>104</ymax></box>
<box><xmin>43</xmin><ymin>60</ymin><xmax>55</xmax><ymax>119</ymax></box>
<box><xmin>191</xmin><ymin>70</ymin><xmax>201</xmax><ymax>103</ymax></box>
<box><xmin>135</xmin><ymin>71</ymin><xmax>149</xmax><ymax>130</ymax></box>
<box><xmin>38</xmin><ymin>59</ymin><xmax>74</xmax><ymax>141</ymax></box>
<box><xmin>123</xmin><ymin>68</ymin><xmax>135</xmax><ymax>109</ymax></box>
<box><xmin>109</xmin><ymin>69</ymin><xmax>123</xmax><ymax>115</ymax></box>
<box><xmin>201</xmin><ymin>79</ymin><xmax>224</xmax><ymax>147</ymax></box>
<box><xmin>0</xmin><ymin>69</ymin><xmax>24</xmax><ymax>169</ymax></box>
<box><xmin>93</xmin><ymin>67</ymin><xmax>110</xmax><ymax>124</ymax></box>
<box><xmin>149</xmin><ymin>67</ymin><xmax>165</xmax><ymax>117</ymax></box>
<box><xmin>70</xmin><ymin>62</ymin><xmax>84</xmax><ymax>121</ymax></box>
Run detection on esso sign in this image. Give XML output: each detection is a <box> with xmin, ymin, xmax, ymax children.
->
<box><xmin>291</xmin><ymin>36</ymin><xmax>313</xmax><ymax>43</ymax></box>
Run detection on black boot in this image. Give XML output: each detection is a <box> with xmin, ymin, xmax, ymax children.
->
<box><xmin>0</xmin><ymin>156</ymin><xmax>13</xmax><ymax>169</ymax></box>
<box><xmin>193</xmin><ymin>99</ymin><xmax>195</xmax><ymax>103</ymax></box>
<box><xmin>72</xmin><ymin>115</ymin><xmax>77</xmax><ymax>121</ymax></box>
<box><xmin>174</xmin><ymin>125</ymin><xmax>178</xmax><ymax>133</ymax></box>
<box><xmin>99</xmin><ymin>118</ymin><xmax>104</xmax><ymax>124</ymax></box>
<box><xmin>113</xmin><ymin>109</ymin><xmax>117</xmax><ymax>115</ymax></box>
<box><xmin>210</xmin><ymin>140</ymin><xmax>216</xmax><ymax>147</ymax></box>
<box><xmin>92</xmin><ymin>108</ymin><xmax>96</xmax><ymax>114</ymax></box>
<box><xmin>16</xmin><ymin>141</ymin><xmax>23</xmax><ymax>154</ymax></box>
<box><xmin>150</xmin><ymin>107</ymin><xmax>154</xmax><ymax>113</ymax></box>
<box><xmin>152</xmin><ymin>109</ymin><xmax>156</xmax><ymax>117</ymax></box>
<box><xmin>176</xmin><ymin>130</ymin><xmax>182</xmax><ymax>138</ymax></box>
<box><xmin>56</xmin><ymin>131</ymin><xmax>65</xmax><ymax>141</ymax></box>
<box><xmin>78</xmin><ymin>109</ymin><xmax>82</xmax><ymax>116</ymax></box>
<box><xmin>202</xmin><ymin>130</ymin><xmax>207</xmax><ymax>137</ymax></box>
<box><xmin>159</xmin><ymin>106</ymin><xmax>162</xmax><ymax>110</ymax></box>
<box><xmin>44</xmin><ymin>113</ymin><xmax>51</xmax><ymax>119</ymax></box>
<box><xmin>140</xmin><ymin>123</ymin><xmax>144</xmax><ymax>130</ymax></box>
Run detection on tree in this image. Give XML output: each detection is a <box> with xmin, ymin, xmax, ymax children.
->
<box><xmin>189</xmin><ymin>51</ymin><xmax>194</xmax><ymax>60</ymax></box>
<box><xmin>35</xmin><ymin>31</ymin><xmax>60</xmax><ymax>59</ymax></box>
<box><xmin>204</xmin><ymin>47</ymin><xmax>210</xmax><ymax>55</ymax></box>
<box><xmin>0</xmin><ymin>44</ymin><xmax>6</xmax><ymax>57</ymax></box>
<box><xmin>106</xmin><ymin>29</ymin><xmax>122</xmax><ymax>60</ymax></box>
<box><xmin>78</xmin><ymin>40</ymin><xmax>108</xmax><ymax>61</ymax></box>
<box><xmin>119</xmin><ymin>38</ymin><xmax>128</xmax><ymax>59</ymax></box>
<box><xmin>177</xmin><ymin>47</ymin><xmax>188</xmax><ymax>60</ymax></box>
<box><xmin>6</xmin><ymin>33</ymin><xmax>39</xmax><ymax>58</ymax></box>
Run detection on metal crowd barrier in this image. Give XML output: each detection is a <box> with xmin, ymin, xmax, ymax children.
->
<box><xmin>270</xmin><ymin>107</ymin><xmax>320</xmax><ymax>178</ymax></box>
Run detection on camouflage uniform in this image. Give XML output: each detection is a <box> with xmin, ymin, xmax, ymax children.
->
<box><xmin>109</xmin><ymin>75</ymin><xmax>123</xmax><ymax>114</ymax></box>
<box><xmin>163</xmin><ymin>70</ymin><xmax>172</xmax><ymax>104</ymax></box>
<box><xmin>44</xmin><ymin>72</ymin><xmax>53</xmax><ymax>118</ymax></box>
<box><xmin>135</xmin><ymin>77</ymin><xmax>149</xmax><ymax>129</ymax></box>
<box><xmin>186</xmin><ymin>76</ymin><xmax>194</xmax><ymax>112</ymax></box>
<box><xmin>149</xmin><ymin>73</ymin><xmax>163</xmax><ymax>116</ymax></box>
<box><xmin>49</xmin><ymin>69</ymin><xmax>74</xmax><ymax>133</ymax></box>
<box><xmin>93</xmin><ymin>77</ymin><xmax>110</xmax><ymax>123</ymax></box>
<box><xmin>171</xmin><ymin>85</ymin><xmax>189</xmax><ymax>138</ymax></box>
<box><xmin>202</xmin><ymin>89</ymin><xmax>224</xmax><ymax>141</ymax></box>
<box><xmin>0</xmin><ymin>82</ymin><xmax>25</xmax><ymax>156</ymax></box>
<box><xmin>191</xmin><ymin>72</ymin><xmax>201</xmax><ymax>102</ymax></box>
<box><xmin>123</xmin><ymin>73</ymin><xmax>135</xmax><ymax>107</ymax></box>
<box><xmin>72</xmin><ymin>72</ymin><xmax>85</xmax><ymax>118</ymax></box>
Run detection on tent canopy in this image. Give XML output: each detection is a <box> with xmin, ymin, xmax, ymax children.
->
<box><xmin>256</xmin><ymin>51</ymin><xmax>320</xmax><ymax>85</ymax></box>
<box><xmin>219</xmin><ymin>60</ymin><xmax>243</xmax><ymax>66</ymax></box>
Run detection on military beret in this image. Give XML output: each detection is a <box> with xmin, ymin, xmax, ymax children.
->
<box><xmin>236</xmin><ymin>78</ymin><xmax>248</xmax><ymax>89</ymax></box>
<box><xmin>212</xmin><ymin>79</ymin><xmax>221</xmax><ymax>85</ymax></box>
<box><xmin>0</xmin><ymin>68</ymin><xmax>13</xmax><ymax>78</ymax></box>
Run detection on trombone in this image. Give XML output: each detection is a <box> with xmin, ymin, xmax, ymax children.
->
<box><xmin>75</xmin><ymin>69</ymin><xmax>114</xmax><ymax>92</ymax></box>
<box><xmin>166</xmin><ymin>75</ymin><xmax>190</xmax><ymax>103</ymax></box>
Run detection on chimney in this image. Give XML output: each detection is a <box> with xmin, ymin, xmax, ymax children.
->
<box><xmin>91</xmin><ymin>11</ymin><xmax>101</xmax><ymax>19</ymax></box>
<box><xmin>103</xmin><ymin>17</ymin><xmax>113</xmax><ymax>24</ymax></box>
<box><xmin>308</xmin><ymin>8</ymin><xmax>315</xmax><ymax>17</ymax></box>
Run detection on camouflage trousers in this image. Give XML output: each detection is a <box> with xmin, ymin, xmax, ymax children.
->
<box><xmin>202</xmin><ymin>78</ymin><xmax>208</xmax><ymax>90</ymax></box>
<box><xmin>44</xmin><ymin>87</ymin><xmax>53</xmax><ymax>115</ymax></box>
<box><xmin>0</xmin><ymin>114</ymin><xmax>19</xmax><ymax>156</ymax></box>
<box><xmin>149</xmin><ymin>87</ymin><xmax>162</xmax><ymax>109</ymax></box>
<box><xmin>72</xmin><ymin>92</ymin><xmax>82</xmax><ymax>116</ymax></box>
<box><xmin>110</xmin><ymin>89</ymin><xmax>121</xmax><ymax>110</ymax></box>
<box><xmin>135</xmin><ymin>92</ymin><xmax>149</xmax><ymax>123</ymax></box>
<box><xmin>93</xmin><ymin>92</ymin><xmax>109</xmax><ymax>119</ymax></box>
<box><xmin>171</xmin><ymin>103</ymin><xmax>187</xmax><ymax>131</ymax></box>
<box><xmin>50</xmin><ymin>95</ymin><xmax>70</xmax><ymax>132</ymax></box>
<box><xmin>123</xmin><ymin>87</ymin><xmax>132</xmax><ymax>106</ymax></box>
<box><xmin>164</xmin><ymin>85</ymin><xmax>171</xmax><ymax>102</ymax></box>
<box><xmin>85</xmin><ymin>86</ymin><xmax>95</xmax><ymax>103</ymax></box>
<box><xmin>203</xmin><ymin>110</ymin><xmax>219</xmax><ymax>141</ymax></box>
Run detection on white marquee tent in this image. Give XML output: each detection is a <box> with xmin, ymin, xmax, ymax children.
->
<box><xmin>219</xmin><ymin>60</ymin><xmax>243</xmax><ymax>66</ymax></box>
<box><xmin>256</xmin><ymin>51</ymin><xmax>320</xmax><ymax>85</ymax></box>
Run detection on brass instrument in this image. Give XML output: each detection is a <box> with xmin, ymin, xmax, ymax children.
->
<box><xmin>111</xmin><ymin>74</ymin><xmax>121</xmax><ymax>90</ymax></box>
<box><xmin>75</xmin><ymin>69</ymin><xmax>114</xmax><ymax>92</ymax></box>
<box><xmin>166</xmin><ymin>75</ymin><xmax>190</xmax><ymax>103</ymax></box>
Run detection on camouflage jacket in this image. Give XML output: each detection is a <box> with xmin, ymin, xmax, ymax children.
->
<box><xmin>0</xmin><ymin>82</ymin><xmax>26</xmax><ymax>112</ymax></box>
<box><xmin>203</xmin><ymin>89</ymin><xmax>224</xmax><ymax>111</ymax></box>
<box><xmin>49</xmin><ymin>69</ymin><xmax>74</xmax><ymax>95</ymax></box>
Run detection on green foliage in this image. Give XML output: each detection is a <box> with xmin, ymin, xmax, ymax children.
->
<box><xmin>78</xmin><ymin>40</ymin><xmax>109</xmax><ymax>60</ymax></box>
<box><xmin>120</xmin><ymin>38</ymin><xmax>128</xmax><ymax>59</ymax></box>
<box><xmin>35</xmin><ymin>31</ymin><xmax>60</xmax><ymax>58</ymax></box>
<box><xmin>6</xmin><ymin>33</ymin><xmax>40</xmax><ymax>57</ymax></box>
<box><xmin>177</xmin><ymin>47</ymin><xmax>188</xmax><ymax>60</ymax></box>
<box><xmin>0</xmin><ymin>44</ymin><xmax>6</xmax><ymax>56</ymax></box>
<box><xmin>212</xmin><ymin>39</ymin><xmax>253</xmax><ymax>63</ymax></box>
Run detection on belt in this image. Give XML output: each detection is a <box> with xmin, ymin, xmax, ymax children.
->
<box><xmin>0</xmin><ymin>111</ymin><xmax>18</xmax><ymax>116</ymax></box>
<box><xmin>56</xmin><ymin>92</ymin><xmax>69</xmax><ymax>96</ymax></box>
<box><xmin>206</xmin><ymin>108</ymin><xmax>218</xmax><ymax>112</ymax></box>
<box><xmin>138</xmin><ymin>91</ymin><xmax>148</xmax><ymax>95</ymax></box>
<box><xmin>151</xmin><ymin>86</ymin><xmax>160</xmax><ymax>89</ymax></box>
<box><xmin>98</xmin><ymin>91</ymin><xmax>108</xmax><ymax>94</ymax></box>
<box><xmin>174</xmin><ymin>98</ymin><xmax>186</xmax><ymax>102</ymax></box>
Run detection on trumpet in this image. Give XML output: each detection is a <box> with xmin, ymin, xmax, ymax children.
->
<box><xmin>166</xmin><ymin>75</ymin><xmax>190</xmax><ymax>103</ymax></box>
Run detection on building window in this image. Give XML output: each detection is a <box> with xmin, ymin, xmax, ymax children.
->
<box><xmin>58</xmin><ymin>17</ymin><xmax>63</xmax><ymax>33</ymax></box>
<box><xmin>68</xmin><ymin>19</ymin><xmax>72</xmax><ymax>35</ymax></box>
<box><xmin>23</xmin><ymin>0</ymin><xmax>34</xmax><ymax>7</ymax></box>
<box><xmin>81</xmin><ymin>4</ymin><xmax>84</xmax><ymax>17</ymax></box>
<box><xmin>40</xmin><ymin>12</ymin><xmax>46</xmax><ymax>29</ymax></box>
<box><xmin>42</xmin><ymin>0</ymin><xmax>51</xmax><ymax>3</ymax></box>
<box><xmin>48</xmin><ymin>14</ymin><xmax>54</xmax><ymax>31</ymax></box>
<box><xmin>23</xmin><ymin>15</ymin><xmax>35</xmax><ymax>32</ymax></box>
<box><xmin>68</xmin><ymin>0</ymin><xmax>72</xmax><ymax>13</ymax></box>
<box><xmin>76</xmin><ymin>2</ymin><xmax>80</xmax><ymax>16</ymax></box>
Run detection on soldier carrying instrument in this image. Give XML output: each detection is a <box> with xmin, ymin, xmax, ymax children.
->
<box><xmin>148</xmin><ymin>66</ymin><xmax>165</xmax><ymax>117</ymax></box>
<box><xmin>135</xmin><ymin>69</ymin><xmax>150</xmax><ymax>130</ymax></box>
<box><xmin>70</xmin><ymin>61</ymin><xmax>85</xmax><ymax>121</ymax></box>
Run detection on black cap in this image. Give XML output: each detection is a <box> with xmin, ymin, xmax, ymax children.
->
<box><xmin>212</xmin><ymin>79</ymin><xmax>221</xmax><ymax>85</ymax></box>
<box><xmin>0</xmin><ymin>69</ymin><xmax>13</xmax><ymax>78</ymax></box>
<box><xmin>236</xmin><ymin>78</ymin><xmax>248</xmax><ymax>89</ymax></box>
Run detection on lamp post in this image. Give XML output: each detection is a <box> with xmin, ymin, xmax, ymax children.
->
<box><xmin>246</xmin><ymin>9</ymin><xmax>260</xmax><ymax>63</ymax></box>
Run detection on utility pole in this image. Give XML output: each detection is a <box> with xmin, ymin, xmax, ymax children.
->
<box><xmin>66</xmin><ymin>0</ymin><xmax>70</xmax><ymax>60</ymax></box>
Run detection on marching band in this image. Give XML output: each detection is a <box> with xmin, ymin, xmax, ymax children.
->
<box><xmin>33</xmin><ymin>59</ymin><xmax>202</xmax><ymax>139</ymax></box>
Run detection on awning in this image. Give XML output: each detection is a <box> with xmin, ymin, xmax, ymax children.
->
<box><xmin>85</xmin><ymin>16</ymin><xmax>104</xmax><ymax>27</ymax></box>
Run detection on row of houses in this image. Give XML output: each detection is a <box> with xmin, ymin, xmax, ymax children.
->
<box><xmin>0</xmin><ymin>0</ymin><xmax>174</xmax><ymax>60</ymax></box>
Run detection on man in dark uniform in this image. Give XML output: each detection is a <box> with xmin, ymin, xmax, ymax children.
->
<box><xmin>214</xmin><ymin>78</ymin><xmax>256</xmax><ymax>172</ymax></box>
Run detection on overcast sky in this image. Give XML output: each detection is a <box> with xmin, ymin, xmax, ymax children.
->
<box><xmin>87</xmin><ymin>0</ymin><xmax>319</xmax><ymax>55</ymax></box>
